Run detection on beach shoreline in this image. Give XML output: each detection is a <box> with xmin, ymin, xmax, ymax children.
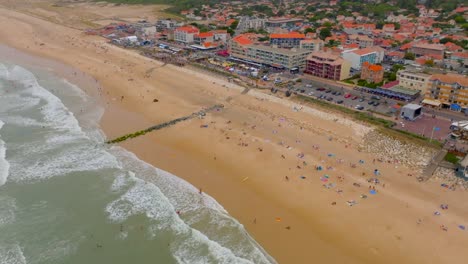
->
<box><xmin>1</xmin><ymin>2</ymin><xmax>468</xmax><ymax>263</ymax></box>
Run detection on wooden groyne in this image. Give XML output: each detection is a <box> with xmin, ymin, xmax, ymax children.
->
<box><xmin>106</xmin><ymin>104</ymin><xmax>224</xmax><ymax>144</ymax></box>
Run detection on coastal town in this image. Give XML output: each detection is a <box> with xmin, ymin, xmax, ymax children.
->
<box><xmin>86</xmin><ymin>0</ymin><xmax>468</xmax><ymax>179</ymax></box>
<box><xmin>2</xmin><ymin>0</ymin><xmax>468</xmax><ymax>263</ymax></box>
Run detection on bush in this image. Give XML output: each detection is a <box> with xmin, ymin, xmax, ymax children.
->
<box><xmin>444</xmin><ymin>152</ymin><xmax>459</xmax><ymax>164</ymax></box>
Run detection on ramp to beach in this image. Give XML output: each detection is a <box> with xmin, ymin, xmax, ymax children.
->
<box><xmin>421</xmin><ymin>149</ymin><xmax>448</xmax><ymax>181</ymax></box>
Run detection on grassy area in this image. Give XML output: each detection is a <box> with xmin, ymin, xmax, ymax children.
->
<box><xmin>444</xmin><ymin>152</ymin><xmax>460</xmax><ymax>164</ymax></box>
<box><xmin>295</xmin><ymin>94</ymin><xmax>443</xmax><ymax>148</ymax></box>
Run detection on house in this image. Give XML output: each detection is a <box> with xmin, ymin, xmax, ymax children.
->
<box><xmin>174</xmin><ymin>26</ymin><xmax>200</xmax><ymax>44</ymax></box>
<box><xmin>299</xmin><ymin>39</ymin><xmax>324</xmax><ymax>52</ymax></box>
<box><xmin>450</xmin><ymin>52</ymin><xmax>468</xmax><ymax>68</ymax></box>
<box><xmin>304</xmin><ymin>51</ymin><xmax>351</xmax><ymax>81</ymax></box>
<box><xmin>346</xmin><ymin>34</ymin><xmax>374</xmax><ymax>48</ymax></box>
<box><xmin>360</xmin><ymin>62</ymin><xmax>384</xmax><ymax>83</ymax></box>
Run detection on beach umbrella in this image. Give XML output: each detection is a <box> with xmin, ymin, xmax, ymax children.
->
<box><xmin>369</xmin><ymin>190</ymin><xmax>377</xmax><ymax>195</ymax></box>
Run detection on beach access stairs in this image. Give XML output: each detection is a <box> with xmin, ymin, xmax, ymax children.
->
<box><xmin>420</xmin><ymin>149</ymin><xmax>448</xmax><ymax>181</ymax></box>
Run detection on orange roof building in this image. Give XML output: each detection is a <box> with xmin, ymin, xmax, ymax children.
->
<box><xmin>270</xmin><ymin>32</ymin><xmax>306</xmax><ymax>48</ymax></box>
<box><xmin>174</xmin><ymin>26</ymin><xmax>200</xmax><ymax>43</ymax></box>
<box><xmin>361</xmin><ymin>61</ymin><xmax>384</xmax><ymax>83</ymax></box>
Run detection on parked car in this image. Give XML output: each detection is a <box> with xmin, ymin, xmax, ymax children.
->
<box><xmin>368</xmin><ymin>101</ymin><xmax>375</xmax><ymax>105</ymax></box>
<box><xmin>336</xmin><ymin>100</ymin><xmax>344</xmax><ymax>104</ymax></box>
<box><xmin>317</xmin><ymin>87</ymin><xmax>326</xmax><ymax>91</ymax></box>
<box><xmin>373</xmin><ymin>102</ymin><xmax>380</xmax><ymax>106</ymax></box>
<box><xmin>308</xmin><ymin>91</ymin><xmax>314</xmax><ymax>96</ymax></box>
<box><xmin>331</xmin><ymin>91</ymin><xmax>337</xmax><ymax>95</ymax></box>
<box><xmin>336</xmin><ymin>92</ymin><xmax>342</xmax><ymax>96</ymax></box>
<box><xmin>344</xmin><ymin>93</ymin><xmax>352</xmax><ymax>98</ymax></box>
<box><xmin>371</xmin><ymin>95</ymin><xmax>381</xmax><ymax>100</ymax></box>
<box><xmin>352</xmin><ymin>96</ymin><xmax>358</xmax><ymax>100</ymax></box>
<box><xmin>355</xmin><ymin>105</ymin><xmax>364</xmax><ymax>110</ymax></box>
<box><xmin>359</xmin><ymin>98</ymin><xmax>365</xmax><ymax>102</ymax></box>
<box><xmin>306</xmin><ymin>84</ymin><xmax>313</xmax><ymax>88</ymax></box>
<box><xmin>325</xmin><ymin>89</ymin><xmax>332</xmax><ymax>93</ymax></box>
<box><xmin>326</xmin><ymin>97</ymin><xmax>333</xmax><ymax>101</ymax></box>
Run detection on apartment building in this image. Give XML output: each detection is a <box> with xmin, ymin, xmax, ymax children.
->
<box><xmin>174</xmin><ymin>26</ymin><xmax>199</xmax><ymax>44</ymax></box>
<box><xmin>361</xmin><ymin>62</ymin><xmax>384</xmax><ymax>83</ymax></box>
<box><xmin>410</xmin><ymin>43</ymin><xmax>445</xmax><ymax>58</ymax></box>
<box><xmin>229</xmin><ymin>35</ymin><xmax>311</xmax><ymax>69</ymax></box>
<box><xmin>426</xmin><ymin>73</ymin><xmax>468</xmax><ymax>109</ymax></box>
<box><xmin>304</xmin><ymin>51</ymin><xmax>351</xmax><ymax>81</ymax></box>
<box><xmin>270</xmin><ymin>33</ymin><xmax>306</xmax><ymax>48</ymax></box>
<box><xmin>397</xmin><ymin>70</ymin><xmax>432</xmax><ymax>92</ymax></box>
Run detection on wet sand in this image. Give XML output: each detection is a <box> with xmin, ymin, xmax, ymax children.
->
<box><xmin>1</xmin><ymin>2</ymin><xmax>468</xmax><ymax>263</ymax></box>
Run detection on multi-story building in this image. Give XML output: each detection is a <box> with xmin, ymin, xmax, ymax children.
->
<box><xmin>397</xmin><ymin>70</ymin><xmax>432</xmax><ymax>92</ymax></box>
<box><xmin>194</xmin><ymin>32</ymin><xmax>214</xmax><ymax>45</ymax></box>
<box><xmin>342</xmin><ymin>47</ymin><xmax>383</xmax><ymax>70</ymax></box>
<box><xmin>174</xmin><ymin>26</ymin><xmax>199</xmax><ymax>44</ymax></box>
<box><xmin>211</xmin><ymin>30</ymin><xmax>229</xmax><ymax>43</ymax></box>
<box><xmin>229</xmin><ymin>35</ymin><xmax>311</xmax><ymax>70</ymax></box>
<box><xmin>156</xmin><ymin>19</ymin><xmax>178</xmax><ymax>32</ymax></box>
<box><xmin>304</xmin><ymin>51</ymin><xmax>351</xmax><ymax>81</ymax></box>
<box><xmin>299</xmin><ymin>39</ymin><xmax>324</xmax><ymax>51</ymax></box>
<box><xmin>270</xmin><ymin>33</ymin><xmax>306</xmax><ymax>48</ymax></box>
<box><xmin>360</xmin><ymin>62</ymin><xmax>384</xmax><ymax>83</ymax></box>
<box><xmin>426</xmin><ymin>73</ymin><xmax>468</xmax><ymax>109</ymax></box>
<box><xmin>265</xmin><ymin>18</ymin><xmax>303</xmax><ymax>28</ymax></box>
<box><xmin>346</xmin><ymin>34</ymin><xmax>374</xmax><ymax>48</ymax></box>
<box><xmin>409</xmin><ymin>43</ymin><xmax>445</xmax><ymax>58</ymax></box>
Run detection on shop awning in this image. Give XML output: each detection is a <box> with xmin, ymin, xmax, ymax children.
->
<box><xmin>422</xmin><ymin>99</ymin><xmax>441</xmax><ymax>107</ymax></box>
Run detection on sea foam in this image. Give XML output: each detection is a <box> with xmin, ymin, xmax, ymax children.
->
<box><xmin>107</xmin><ymin>147</ymin><xmax>276</xmax><ymax>264</ymax></box>
<box><xmin>0</xmin><ymin>244</ymin><xmax>27</xmax><ymax>264</ymax></box>
<box><xmin>0</xmin><ymin>120</ymin><xmax>10</xmax><ymax>186</ymax></box>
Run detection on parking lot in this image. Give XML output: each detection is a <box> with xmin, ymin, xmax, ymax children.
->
<box><xmin>293</xmin><ymin>85</ymin><xmax>398</xmax><ymax>114</ymax></box>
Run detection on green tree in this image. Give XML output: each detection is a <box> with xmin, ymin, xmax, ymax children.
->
<box><xmin>404</xmin><ymin>52</ymin><xmax>415</xmax><ymax>60</ymax></box>
<box><xmin>319</xmin><ymin>27</ymin><xmax>331</xmax><ymax>40</ymax></box>
<box><xmin>304</xmin><ymin>27</ymin><xmax>315</xmax><ymax>34</ymax></box>
<box><xmin>424</xmin><ymin>59</ymin><xmax>435</xmax><ymax>67</ymax></box>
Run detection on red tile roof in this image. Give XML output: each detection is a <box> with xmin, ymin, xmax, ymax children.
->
<box><xmin>232</xmin><ymin>35</ymin><xmax>253</xmax><ymax>45</ymax></box>
<box><xmin>453</xmin><ymin>52</ymin><xmax>468</xmax><ymax>59</ymax></box>
<box><xmin>175</xmin><ymin>26</ymin><xmax>199</xmax><ymax>34</ymax></box>
<box><xmin>196</xmin><ymin>32</ymin><xmax>214</xmax><ymax>38</ymax></box>
<box><xmin>270</xmin><ymin>32</ymin><xmax>305</xmax><ymax>39</ymax></box>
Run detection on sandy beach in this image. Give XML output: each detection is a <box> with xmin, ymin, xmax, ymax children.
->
<box><xmin>1</xmin><ymin>1</ymin><xmax>468</xmax><ymax>263</ymax></box>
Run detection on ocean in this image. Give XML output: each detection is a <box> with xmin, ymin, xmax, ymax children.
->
<box><xmin>0</xmin><ymin>62</ymin><xmax>275</xmax><ymax>264</ymax></box>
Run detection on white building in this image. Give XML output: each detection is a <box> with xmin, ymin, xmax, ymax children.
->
<box><xmin>342</xmin><ymin>47</ymin><xmax>383</xmax><ymax>70</ymax></box>
<box><xmin>174</xmin><ymin>26</ymin><xmax>200</xmax><ymax>44</ymax></box>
